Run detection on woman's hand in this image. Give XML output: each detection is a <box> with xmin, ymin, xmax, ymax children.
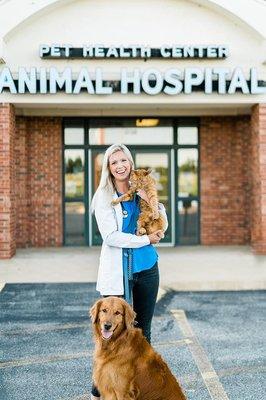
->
<box><xmin>136</xmin><ymin>189</ymin><xmax>150</xmax><ymax>204</ymax></box>
<box><xmin>148</xmin><ymin>230</ymin><xmax>164</xmax><ymax>244</ymax></box>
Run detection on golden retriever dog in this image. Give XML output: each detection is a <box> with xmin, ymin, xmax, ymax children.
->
<box><xmin>90</xmin><ymin>296</ymin><xmax>187</xmax><ymax>400</ymax></box>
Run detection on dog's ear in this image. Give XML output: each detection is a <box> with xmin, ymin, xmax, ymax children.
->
<box><xmin>124</xmin><ymin>302</ymin><xmax>137</xmax><ymax>330</ymax></box>
<box><xmin>90</xmin><ymin>299</ymin><xmax>102</xmax><ymax>324</ymax></box>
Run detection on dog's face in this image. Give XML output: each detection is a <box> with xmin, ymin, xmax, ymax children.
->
<box><xmin>90</xmin><ymin>297</ymin><xmax>136</xmax><ymax>341</ymax></box>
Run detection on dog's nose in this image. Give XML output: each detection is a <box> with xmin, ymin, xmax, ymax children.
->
<box><xmin>104</xmin><ymin>323</ymin><xmax>112</xmax><ymax>331</ymax></box>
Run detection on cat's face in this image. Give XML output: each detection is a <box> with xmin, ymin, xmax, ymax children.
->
<box><xmin>129</xmin><ymin>169</ymin><xmax>152</xmax><ymax>189</ymax></box>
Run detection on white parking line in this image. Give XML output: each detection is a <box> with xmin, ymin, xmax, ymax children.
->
<box><xmin>0</xmin><ymin>283</ymin><xmax>5</xmax><ymax>292</ymax></box>
<box><xmin>1</xmin><ymin>322</ymin><xmax>90</xmax><ymax>335</ymax></box>
<box><xmin>0</xmin><ymin>351</ymin><xmax>93</xmax><ymax>369</ymax></box>
<box><xmin>171</xmin><ymin>309</ymin><xmax>229</xmax><ymax>400</ymax></box>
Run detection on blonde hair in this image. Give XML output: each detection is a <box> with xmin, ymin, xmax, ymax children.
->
<box><xmin>91</xmin><ymin>143</ymin><xmax>134</xmax><ymax>211</ymax></box>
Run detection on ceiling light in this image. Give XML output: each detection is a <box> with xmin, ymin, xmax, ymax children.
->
<box><xmin>136</xmin><ymin>118</ymin><xmax>160</xmax><ymax>127</ymax></box>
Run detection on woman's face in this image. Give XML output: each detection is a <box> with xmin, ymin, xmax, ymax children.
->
<box><xmin>109</xmin><ymin>150</ymin><xmax>131</xmax><ymax>183</ymax></box>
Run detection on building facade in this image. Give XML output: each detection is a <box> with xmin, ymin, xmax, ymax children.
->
<box><xmin>1</xmin><ymin>0</ymin><xmax>266</xmax><ymax>258</ymax></box>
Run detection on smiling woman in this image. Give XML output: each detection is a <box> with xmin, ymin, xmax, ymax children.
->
<box><xmin>108</xmin><ymin>150</ymin><xmax>132</xmax><ymax>189</ymax></box>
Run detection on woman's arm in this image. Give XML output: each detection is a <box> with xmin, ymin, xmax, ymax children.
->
<box><xmin>94</xmin><ymin>197</ymin><xmax>150</xmax><ymax>248</ymax></box>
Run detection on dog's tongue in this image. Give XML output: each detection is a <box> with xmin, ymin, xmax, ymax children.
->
<box><xmin>101</xmin><ymin>329</ymin><xmax>113</xmax><ymax>340</ymax></box>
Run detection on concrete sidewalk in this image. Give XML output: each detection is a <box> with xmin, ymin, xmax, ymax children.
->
<box><xmin>0</xmin><ymin>245</ymin><xmax>266</xmax><ymax>291</ymax></box>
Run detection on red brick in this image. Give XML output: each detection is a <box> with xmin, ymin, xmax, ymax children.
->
<box><xmin>0</xmin><ymin>103</ymin><xmax>16</xmax><ymax>258</ymax></box>
<box><xmin>200</xmin><ymin>115</ymin><xmax>251</xmax><ymax>245</ymax></box>
<box><xmin>250</xmin><ymin>104</ymin><xmax>266</xmax><ymax>253</ymax></box>
<box><xmin>15</xmin><ymin>116</ymin><xmax>63</xmax><ymax>249</ymax></box>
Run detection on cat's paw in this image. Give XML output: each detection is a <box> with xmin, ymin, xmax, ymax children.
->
<box><xmin>138</xmin><ymin>227</ymin><xmax>147</xmax><ymax>235</ymax></box>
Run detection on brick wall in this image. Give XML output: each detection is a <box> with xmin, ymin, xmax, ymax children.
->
<box><xmin>200</xmin><ymin>116</ymin><xmax>251</xmax><ymax>245</ymax></box>
<box><xmin>15</xmin><ymin>117</ymin><xmax>28</xmax><ymax>247</ymax></box>
<box><xmin>15</xmin><ymin>116</ymin><xmax>63</xmax><ymax>248</ymax></box>
<box><xmin>2</xmin><ymin>107</ymin><xmax>265</xmax><ymax>256</ymax></box>
<box><xmin>0</xmin><ymin>104</ymin><xmax>16</xmax><ymax>258</ymax></box>
<box><xmin>250</xmin><ymin>105</ymin><xmax>266</xmax><ymax>254</ymax></box>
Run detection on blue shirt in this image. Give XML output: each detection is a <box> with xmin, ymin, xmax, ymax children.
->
<box><xmin>119</xmin><ymin>193</ymin><xmax>158</xmax><ymax>273</ymax></box>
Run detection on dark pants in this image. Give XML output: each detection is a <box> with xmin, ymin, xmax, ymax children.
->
<box><xmin>91</xmin><ymin>262</ymin><xmax>159</xmax><ymax>397</ymax></box>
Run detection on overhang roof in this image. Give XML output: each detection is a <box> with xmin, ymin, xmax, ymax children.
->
<box><xmin>0</xmin><ymin>0</ymin><xmax>266</xmax><ymax>43</ymax></box>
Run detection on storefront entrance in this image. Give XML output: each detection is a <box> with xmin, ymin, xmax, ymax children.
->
<box><xmin>63</xmin><ymin>117</ymin><xmax>200</xmax><ymax>246</ymax></box>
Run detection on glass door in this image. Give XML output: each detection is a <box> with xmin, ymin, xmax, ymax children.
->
<box><xmin>91</xmin><ymin>149</ymin><xmax>172</xmax><ymax>244</ymax></box>
<box><xmin>133</xmin><ymin>150</ymin><xmax>172</xmax><ymax>244</ymax></box>
<box><xmin>176</xmin><ymin>126</ymin><xmax>200</xmax><ymax>244</ymax></box>
<box><xmin>63</xmin><ymin>119</ymin><xmax>89</xmax><ymax>245</ymax></box>
<box><xmin>91</xmin><ymin>150</ymin><xmax>106</xmax><ymax>245</ymax></box>
<box><xmin>63</xmin><ymin>117</ymin><xmax>200</xmax><ymax>247</ymax></box>
<box><xmin>64</xmin><ymin>150</ymin><xmax>86</xmax><ymax>245</ymax></box>
<box><xmin>89</xmin><ymin>118</ymin><xmax>174</xmax><ymax>245</ymax></box>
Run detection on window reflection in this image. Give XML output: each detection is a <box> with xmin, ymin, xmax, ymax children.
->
<box><xmin>64</xmin><ymin>126</ymin><xmax>84</xmax><ymax>145</ymax></box>
<box><xmin>65</xmin><ymin>150</ymin><xmax>84</xmax><ymax>198</ymax></box>
<box><xmin>135</xmin><ymin>153</ymin><xmax>169</xmax><ymax>212</ymax></box>
<box><xmin>92</xmin><ymin>152</ymin><xmax>104</xmax><ymax>192</ymax></box>
<box><xmin>178</xmin><ymin>149</ymin><xmax>198</xmax><ymax>197</ymax></box>
<box><xmin>90</xmin><ymin>127</ymin><xmax>173</xmax><ymax>145</ymax></box>
<box><xmin>91</xmin><ymin>152</ymin><xmax>105</xmax><ymax>245</ymax></box>
<box><xmin>65</xmin><ymin>202</ymin><xmax>85</xmax><ymax>245</ymax></box>
<box><xmin>178</xmin><ymin>127</ymin><xmax>198</xmax><ymax>145</ymax></box>
<box><xmin>178</xmin><ymin>200</ymin><xmax>199</xmax><ymax>244</ymax></box>
<box><xmin>89</xmin><ymin>119</ymin><xmax>173</xmax><ymax>145</ymax></box>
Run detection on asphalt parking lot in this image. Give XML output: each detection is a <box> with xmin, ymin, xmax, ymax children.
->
<box><xmin>0</xmin><ymin>284</ymin><xmax>265</xmax><ymax>400</ymax></box>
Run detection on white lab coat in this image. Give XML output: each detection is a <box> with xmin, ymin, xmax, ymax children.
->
<box><xmin>94</xmin><ymin>190</ymin><xmax>168</xmax><ymax>295</ymax></box>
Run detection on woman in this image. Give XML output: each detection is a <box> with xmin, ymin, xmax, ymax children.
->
<box><xmin>90</xmin><ymin>143</ymin><xmax>168</xmax><ymax>399</ymax></box>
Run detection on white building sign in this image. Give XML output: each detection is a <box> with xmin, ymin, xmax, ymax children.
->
<box><xmin>39</xmin><ymin>44</ymin><xmax>230</xmax><ymax>59</ymax></box>
<box><xmin>0</xmin><ymin>44</ymin><xmax>265</xmax><ymax>95</ymax></box>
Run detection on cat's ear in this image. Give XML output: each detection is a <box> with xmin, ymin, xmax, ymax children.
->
<box><xmin>145</xmin><ymin>168</ymin><xmax>152</xmax><ymax>175</ymax></box>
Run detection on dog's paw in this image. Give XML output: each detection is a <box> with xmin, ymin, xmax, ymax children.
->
<box><xmin>111</xmin><ymin>199</ymin><xmax>118</xmax><ymax>205</ymax></box>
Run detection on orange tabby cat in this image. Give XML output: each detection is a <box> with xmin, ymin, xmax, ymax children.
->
<box><xmin>111</xmin><ymin>169</ymin><xmax>167</xmax><ymax>237</ymax></box>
